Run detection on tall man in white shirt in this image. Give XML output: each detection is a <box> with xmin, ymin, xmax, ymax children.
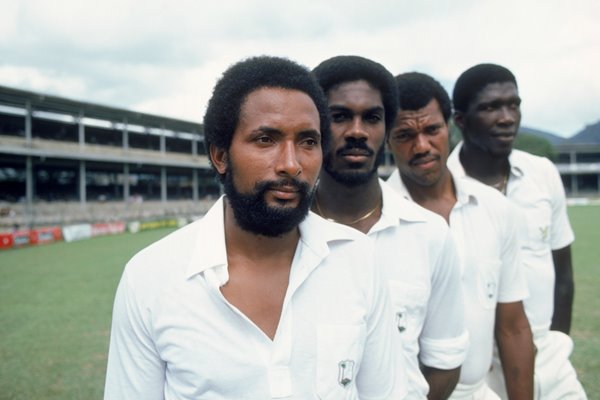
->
<box><xmin>104</xmin><ymin>56</ymin><xmax>400</xmax><ymax>400</ymax></box>
<box><xmin>312</xmin><ymin>55</ymin><xmax>468</xmax><ymax>400</ymax></box>
<box><xmin>386</xmin><ymin>72</ymin><xmax>534</xmax><ymax>399</ymax></box>
<box><xmin>449</xmin><ymin>63</ymin><xmax>587</xmax><ymax>399</ymax></box>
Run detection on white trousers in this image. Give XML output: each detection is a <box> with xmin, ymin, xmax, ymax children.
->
<box><xmin>449</xmin><ymin>379</ymin><xmax>501</xmax><ymax>400</ymax></box>
<box><xmin>487</xmin><ymin>330</ymin><xmax>587</xmax><ymax>399</ymax></box>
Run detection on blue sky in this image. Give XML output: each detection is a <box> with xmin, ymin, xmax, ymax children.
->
<box><xmin>1</xmin><ymin>0</ymin><xmax>598</xmax><ymax>137</ymax></box>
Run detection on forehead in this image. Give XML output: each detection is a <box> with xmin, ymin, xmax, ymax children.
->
<box><xmin>327</xmin><ymin>80</ymin><xmax>383</xmax><ymax>108</ymax></box>
<box><xmin>238</xmin><ymin>87</ymin><xmax>320</xmax><ymax>127</ymax></box>
<box><xmin>396</xmin><ymin>99</ymin><xmax>444</xmax><ymax>125</ymax></box>
<box><xmin>471</xmin><ymin>81</ymin><xmax>519</xmax><ymax>106</ymax></box>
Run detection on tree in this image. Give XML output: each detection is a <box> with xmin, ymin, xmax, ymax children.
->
<box><xmin>514</xmin><ymin>133</ymin><xmax>556</xmax><ymax>160</ymax></box>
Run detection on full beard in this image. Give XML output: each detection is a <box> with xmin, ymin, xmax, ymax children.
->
<box><xmin>223</xmin><ymin>164</ymin><xmax>315</xmax><ymax>237</ymax></box>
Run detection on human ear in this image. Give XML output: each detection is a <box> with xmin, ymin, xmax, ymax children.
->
<box><xmin>209</xmin><ymin>144</ymin><xmax>228</xmax><ymax>175</ymax></box>
<box><xmin>453</xmin><ymin>112</ymin><xmax>465</xmax><ymax>132</ymax></box>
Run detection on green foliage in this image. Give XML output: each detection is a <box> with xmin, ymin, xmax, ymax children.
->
<box><xmin>513</xmin><ymin>133</ymin><xmax>556</xmax><ymax>160</ymax></box>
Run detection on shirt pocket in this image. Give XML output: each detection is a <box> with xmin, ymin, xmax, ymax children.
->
<box><xmin>522</xmin><ymin>200</ymin><xmax>552</xmax><ymax>253</ymax></box>
<box><xmin>316</xmin><ymin>323</ymin><xmax>366</xmax><ymax>400</ymax></box>
<box><xmin>387</xmin><ymin>281</ymin><xmax>428</xmax><ymax>343</ymax></box>
<box><xmin>477</xmin><ymin>260</ymin><xmax>501</xmax><ymax>309</ymax></box>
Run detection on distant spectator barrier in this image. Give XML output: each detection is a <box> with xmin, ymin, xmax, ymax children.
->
<box><xmin>1</xmin><ymin>217</ymin><xmax>192</xmax><ymax>250</ymax></box>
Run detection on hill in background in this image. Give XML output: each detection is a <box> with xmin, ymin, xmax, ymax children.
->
<box><xmin>521</xmin><ymin>119</ymin><xmax>600</xmax><ymax>145</ymax></box>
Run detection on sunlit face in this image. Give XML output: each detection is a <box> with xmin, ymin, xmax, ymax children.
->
<box><xmin>323</xmin><ymin>80</ymin><xmax>386</xmax><ymax>186</ymax></box>
<box><xmin>388</xmin><ymin>99</ymin><xmax>449</xmax><ymax>187</ymax></box>
<box><xmin>455</xmin><ymin>81</ymin><xmax>521</xmax><ymax>157</ymax></box>
<box><xmin>212</xmin><ymin>87</ymin><xmax>322</xmax><ymax>236</ymax></box>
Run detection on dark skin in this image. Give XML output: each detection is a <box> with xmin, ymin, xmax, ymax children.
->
<box><xmin>455</xmin><ymin>82</ymin><xmax>575</xmax><ymax>335</ymax></box>
<box><xmin>390</xmin><ymin>99</ymin><xmax>533</xmax><ymax>398</ymax></box>
<box><xmin>316</xmin><ymin>81</ymin><xmax>460</xmax><ymax>399</ymax></box>
<box><xmin>211</xmin><ymin>87</ymin><xmax>322</xmax><ymax>339</ymax></box>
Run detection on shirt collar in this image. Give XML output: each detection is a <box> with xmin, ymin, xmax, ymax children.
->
<box><xmin>386</xmin><ymin>167</ymin><xmax>477</xmax><ymax>208</ymax></box>
<box><xmin>184</xmin><ymin>196</ymin><xmax>360</xmax><ymax>279</ymax></box>
<box><xmin>450</xmin><ymin>141</ymin><xmax>524</xmax><ymax>179</ymax></box>
<box><xmin>379</xmin><ymin>178</ymin><xmax>429</xmax><ymax>223</ymax></box>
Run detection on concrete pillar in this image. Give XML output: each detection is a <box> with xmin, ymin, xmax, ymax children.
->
<box><xmin>160</xmin><ymin>126</ymin><xmax>166</xmax><ymax>154</ymax></box>
<box><xmin>25</xmin><ymin>102</ymin><xmax>32</xmax><ymax>145</ymax></box>
<box><xmin>161</xmin><ymin>166</ymin><xmax>167</xmax><ymax>203</ymax></box>
<box><xmin>123</xmin><ymin>164</ymin><xmax>130</xmax><ymax>201</ymax></box>
<box><xmin>79</xmin><ymin>160</ymin><xmax>87</xmax><ymax>206</ymax></box>
<box><xmin>78</xmin><ymin>111</ymin><xmax>85</xmax><ymax>148</ymax></box>
<box><xmin>192</xmin><ymin>169</ymin><xmax>199</xmax><ymax>202</ymax></box>
<box><xmin>25</xmin><ymin>156</ymin><xmax>33</xmax><ymax>227</ymax></box>
<box><xmin>122</xmin><ymin>119</ymin><xmax>129</xmax><ymax>150</ymax></box>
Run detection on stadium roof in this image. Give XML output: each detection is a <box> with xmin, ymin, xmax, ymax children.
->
<box><xmin>0</xmin><ymin>85</ymin><xmax>203</xmax><ymax>136</ymax></box>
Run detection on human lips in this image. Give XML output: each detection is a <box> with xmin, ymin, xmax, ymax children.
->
<box><xmin>268</xmin><ymin>183</ymin><xmax>301</xmax><ymax>200</ymax></box>
<box><xmin>409</xmin><ymin>154</ymin><xmax>439</xmax><ymax>168</ymax></box>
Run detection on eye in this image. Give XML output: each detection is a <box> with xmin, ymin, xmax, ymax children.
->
<box><xmin>391</xmin><ymin>131</ymin><xmax>412</xmax><ymax>142</ymax></box>
<box><xmin>365</xmin><ymin>113</ymin><xmax>383</xmax><ymax>124</ymax></box>
<box><xmin>425</xmin><ymin>125</ymin><xmax>440</xmax><ymax>135</ymax></box>
<box><xmin>301</xmin><ymin>138</ymin><xmax>319</xmax><ymax>147</ymax></box>
<box><xmin>255</xmin><ymin>135</ymin><xmax>274</xmax><ymax>144</ymax></box>
<box><xmin>330</xmin><ymin>111</ymin><xmax>350</xmax><ymax>123</ymax></box>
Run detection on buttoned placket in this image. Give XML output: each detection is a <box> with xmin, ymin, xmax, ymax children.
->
<box><xmin>203</xmin><ymin>238</ymin><xmax>326</xmax><ymax>399</ymax></box>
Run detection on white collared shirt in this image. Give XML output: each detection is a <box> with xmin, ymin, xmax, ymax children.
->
<box><xmin>104</xmin><ymin>196</ymin><xmax>401</xmax><ymax>400</ymax></box>
<box><xmin>386</xmin><ymin>171</ymin><xmax>528</xmax><ymax>385</ymax></box>
<box><xmin>368</xmin><ymin>180</ymin><xmax>468</xmax><ymax>399</ymax></box>
<box><xmin>448</xmin><ymin>143</ymin><xmax>575</xmax><ymax>334</ymax></box>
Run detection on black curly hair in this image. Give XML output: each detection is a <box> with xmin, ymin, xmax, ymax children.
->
<box><xmin>203</xmin><ymin>55</ymin><xmax>331</xmax><ymax>180</ymax></box>
<box><xmin>452</xmin><ymin>63</ymin><xmax>517</xmax><ymax>113</ymax></box>
<box><xmin>312</xmin><ymin>55</ymin><xmax>398</xmax><ymax>133</ymax></box>
<box><xmin>395</xmin><ymin>72</ymin><xmax>452</xmax><ymax>122</ymax></box>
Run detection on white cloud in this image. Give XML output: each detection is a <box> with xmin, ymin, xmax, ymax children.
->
<box><xmin>1</xmin><ymin>0</ymin><xmax>598</xmax><ymax>137</ymax></box>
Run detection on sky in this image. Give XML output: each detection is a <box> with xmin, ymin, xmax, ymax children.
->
<box><xmin>1</xmin><ymin>0</ymin><xmax>599</xmax><ymax>138</ymax></box>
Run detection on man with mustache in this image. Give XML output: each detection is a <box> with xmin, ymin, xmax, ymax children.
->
<box><xmin>448</xmin><ymin>64</ymin><xmax>587</xmax><ymax>399</ymax></box>
<box><xmin>386</xmin><ymin>72</ymin><xmax>534</xmax><ymax>399</ymax></box>
<box><xmin>312</xmin><ymin>55</ymin><xmax>468</xmax><ymax>400</ymax></box>
<box><xmin>104</xmin><ymin>56</ymin><xmax>399</xmax><ymax>399</ymax></box>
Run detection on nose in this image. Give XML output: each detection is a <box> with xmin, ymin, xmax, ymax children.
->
<box><xmin>498</xmin><ymin>106</ymin><xmax>517</xmax><ymax>126</ymax></box>
<box><xmin>345</xmin><ymin>116</ymin><xmax>369</xmax><ymax>140</ymax></box>
<box><xmin>413</xmin><ymin>133</ymin><xmax>431</xmax><ymax>154</ymax></box>
<box><xmin>276</xmin><ymin>141</ymin><xmax>301</xmax><ymax>177</ymax></box>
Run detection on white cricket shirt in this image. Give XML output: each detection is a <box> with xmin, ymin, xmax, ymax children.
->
<box><xmin>449</xmin><ymin>144</ymin><xmax>574</xmax><ymax>335</ymax></box>
<box><xmin>387</xmin><ymin>170</ymin><xmax>528</xmax><ymax>385</ymax></box>
<box><xmin>104</xmin><ymin>196</ymin><xmax>401</xmax><ymax>400</ymax></box>
<box><xmin>368</xmin><ymin>180</ymin><xmax>469</xmax><ymax>399</ymax></box>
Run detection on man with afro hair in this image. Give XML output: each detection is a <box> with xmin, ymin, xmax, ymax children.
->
<box><xmin>313</xmin><ymin>55</ymin><xmax>468</xmax><ymax>400</ymax></box>
<box><xmin>449</xmin><ymin>63</ymin><xmax>587</xmax><ymax>399</ymax></box>
<box><xmin>105</xmin><ymin>55</ymin><xmax>399</xmax><ymax>399</ymax></box>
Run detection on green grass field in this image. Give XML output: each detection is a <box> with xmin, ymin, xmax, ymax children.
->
<box><xmin>0</xmin><ymin>206</ymin><xmax>599</xmax><ymax>399</ymax></box>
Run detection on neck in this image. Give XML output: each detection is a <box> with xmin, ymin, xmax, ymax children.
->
<box><xmin>460</xmin><ymin>142</ymin><xmax>511</xmax><ymax>186</ymax></box>
<box><xmin>314</xmin><ymin>172</ymin><xmax>382</xmax><ymax>234</ymax></box>
<box><xmin>401</xmin><ymin>168</ymin><xmax>456</xmax><ymax>223</ymax></box>
<box><xmin>223</xmin><ymin>199</ymin><xmax>300</xmax><ymax>261</ymax></box>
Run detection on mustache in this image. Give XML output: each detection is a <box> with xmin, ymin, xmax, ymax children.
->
<box><xmin>255</xmin><ymin>178</ymin><xmax>310</xmax><ymax>193</ymax></box>
<box><xmin>335</xmin><ymin>140</ymin><xmax>375</xmax><ymax>156</ymax></box>
<box><xmin>409</xmin><ymin>152</ymin><xmax>440</xmax><ymax>166</ymax></box>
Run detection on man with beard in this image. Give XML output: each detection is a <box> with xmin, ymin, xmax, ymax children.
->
<box><xmin>387</xmin><ymin>71</ymin><xmax>534</xmax><ymax>399</ymax></box>
<box><xmin>312</xmin><ymin>55</ymin><xmax>468</xmax><ymax>400</ymax></box>
<box><xmin>449</xmin><ymin>63</ymin><xmax>587</xmax><ymax>399</ymax></box>
<box><xmin>104</xmin><ymin>56</ymin><xmax>400</xmax><ymax>400</ymax></box>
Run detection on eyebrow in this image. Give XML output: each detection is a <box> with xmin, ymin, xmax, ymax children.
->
<box><xmin>253</xmin><ymin>126</ymin><xmax>321</xmax><ymax>139</ymax></box>
<box><xmin>328</xmin><ymin>105</ymin><xmax>385</xmax><ymax>114</ymax></box>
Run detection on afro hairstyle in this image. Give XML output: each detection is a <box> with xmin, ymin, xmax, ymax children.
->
<box><xmin>203</xmin><ymin>55</ymin><xmax>331</xmax><ymax>180</ymax></box>
<box><xmin>312</xmin><ymin>55</ymin><xmax>398</xmax><ymax>132</ymax></box>
<box><xmin>395</xmin><ymin>72</ymin><xmax>452</xmax><ymax>122</ymax></box>
<box><xmin>452</xmin><ymin>63</ymin><xmax>517</xmax><ymax>113</ymax></box>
